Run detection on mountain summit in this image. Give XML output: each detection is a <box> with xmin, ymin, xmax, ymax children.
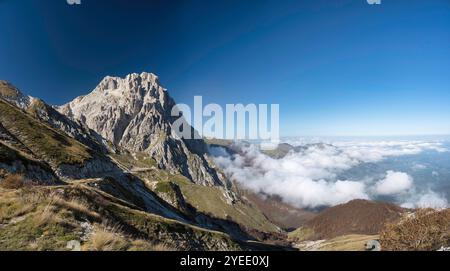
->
<box><xmin>58</xmin><ymin>72</ymin><xmax>225</xmax><ymax>186</ymax></box>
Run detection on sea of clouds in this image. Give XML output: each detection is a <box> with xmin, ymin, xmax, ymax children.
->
<box><xmin>211</xmin><ymin>139</ymin><xmax>449</xmax><ymax>209</ymax></box>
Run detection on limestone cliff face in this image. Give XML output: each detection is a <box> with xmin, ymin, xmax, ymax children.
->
<box><xmin>58</xmin><ymin>72</ymin><xmax>225</xmax><ymax>186</ymax></box>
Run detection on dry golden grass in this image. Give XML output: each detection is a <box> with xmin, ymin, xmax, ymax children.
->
<box><xmin>20</xmin><ymin>189</ymin><xmax>46</xmax><ymax>205</ymax></box>
<box><xmin>89</xmin><ymin>222</ymin><xmax>128</xmax><ymax>251</ymax></box>
<box><xmin>0</xmin><ymin>187</ymin><xmax>36</xmax><ymax>223</ymax></box>
<box><xmin>88</xmin><ymin>222</ymin><xmax>176</xmax><ymax>251</ymax></box>
<box><xmin>9</xmin><ymin>189</ymin><xmax>100</xmax><ymax>226</ymax></box>
<box><xmin>380</xmin><ymin>209</ymin><xmax>450</xmax><ymax>251</ymax></box>
<box><xmin>34</xmin><ymin>201</ymin><xmax>56</xmax><ymax>226</ymax></box>
<box><xmin>52</xmin><ymin>196</ymin><xmax>100</xmax><ymax>220</ymax></box>
<box><xmin>0</xmin><ymin>174</ymin><xmax>25</xmax><ymax>189</ymax></box>
<box><xmin>0</xmin><ymin>185</ymin><xmax>97</xmax><ymax>226</ymax></box>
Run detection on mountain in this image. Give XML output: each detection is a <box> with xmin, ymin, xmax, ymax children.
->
<box><xmin>0</xmin><ymin>96</ymin><xmax>95</xmax><ymax>182</ymax></box>
<box><xmin>289</xmin><ymin>199</ymin><xmax>406</xmax><ymax>241</ymax></box>
<box><xmin>1</xmin><ymin>80</ymin><xmax>109</xmax><ymax>153</ymax></box>
<box><xmin>4</xmin><ymin>76</ymin><xmax>447</xmax><ymax>251</ymax></box>
<box><xmin>27</xmin><ymin>98</ymin><xmax>110</xmax><ymax>153</ymax></box>
<box><xmin>1</xmin><ymin>78</ymin><xmax>447</xmax><ymax>251</ymax></box>
<box><xmin>0</xmin><ymin>82</ymin><xmax>190</xmax><ymax>219</ymax></box>
<box><xmin>58</xmin><ymin>72</ymin><xmax>225</xmax><ymax>187</ymax></box>
<box><xmin>0</xmin><ymin>76</ymin><xmax>283</xmax><ymax>251</ymax></box>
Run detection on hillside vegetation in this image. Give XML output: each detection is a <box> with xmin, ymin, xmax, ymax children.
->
<box><xmin>112</xmin><ymin>151</ymin><xmax>281</xmax><ymax>235</ymax></box>
<box><xmin>0</xmin><ymin>98</ymin><xmax>92</xmax><ymax>166</ymax></box>
<box><xmin>380</xmin><ymin>209</ymin><xmax>450</xmax><ymax>251</ymax></box>
<box><xmin>0</xmin><ymin>179</ymin><xmax>250</xmax><ymax>251</ymax></box>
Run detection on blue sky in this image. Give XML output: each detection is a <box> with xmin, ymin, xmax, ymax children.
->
<box><xmin>0</xmin><ymin>0</ymin><xmax>449</xmax><ymax>136</ymax></box>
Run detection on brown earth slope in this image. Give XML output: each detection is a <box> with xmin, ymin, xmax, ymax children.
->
<box><xmin>296</xmin><ymin>199</ymin><xmax>406</xmax><ymax>240</ymax></box>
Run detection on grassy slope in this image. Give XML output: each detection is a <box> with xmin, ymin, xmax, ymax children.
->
<box><xmin>0</xmin><ymin>98</ymin><xmax>92</xmax><ymax>166</ymax></box>
<box><xmin>112</xmin><ymin>150</ymin><xmax>279</xmax><ymax>234</ymax></box>
<box><xmin>0</xmin><ymin>183</ymin><xmax>245</xmax><ymax>251</ymax></box>
<box><xmin>288</xmin><ymin>226</ymin><xmax>316</xmax><ymax>242</ymax></box>
<box><xmin>0</xmin><ymin>142</ymin><xmax>55</xmax><ymax>178</ymax></box>
<box><xmin>178</xmin><ymin>182</ymin><xmax>279</xmax><ymax>233</ymax></box>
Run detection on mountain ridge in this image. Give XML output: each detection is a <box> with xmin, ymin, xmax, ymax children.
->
<box><xmin>0</xmin><ymin>76</ymin><xmax>284</xmax><ymax>250</ymax></box>
<box><xmin>57</xmin><ymin>72</ymin><xmax>227</xmax><ymax>187</ymax></box>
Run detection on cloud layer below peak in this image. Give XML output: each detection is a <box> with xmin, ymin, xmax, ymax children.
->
<box><xmin>212</xmin><ymin>140</ymin><xmax>448</xmax><ymax>209</ymax></box>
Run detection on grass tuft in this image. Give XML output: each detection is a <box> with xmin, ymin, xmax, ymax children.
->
<box><xmin>89</xmin><ymin>221</ymin><xmax>128</xmax><ymax>251</ymax></box>
<box><xmin>0</xmin><ymin>174</ymin><xmax>26</xmax><ymax>189</ymax></box>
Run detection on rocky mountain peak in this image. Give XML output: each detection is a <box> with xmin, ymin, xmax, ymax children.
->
<box><xmin>97</xmin><ymin>72</ymin><xmax>159</xmax><ymax>91</ymax></box>
<box><xmin>93</xmin><ymin>72</ymin><xmax>168</xmax><ymax>108</ymax></box>
<box><xmin>57</xmin><ymin>72</ymin><xmax>226</xmax><ymax>187</ymax></box>
<box><xmin>58</xmin><ymin>72</ymin><xmax>174</xmax><ymax>146</ymax></box>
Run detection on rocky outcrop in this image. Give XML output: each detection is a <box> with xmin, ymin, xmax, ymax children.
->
<box><xmin>0</xmin><ymin>80</ymin><xmax>32</xmax><ymax>110</ymax></box>
<box><xmin>58</xmin><ymin>72</ymin><xmax>226</xmax><ymax>186</ymax></box>
<box><xmin>0</xmin><ymin>141</ymin><xmax>59</xmax><ymax>184</ymax></box>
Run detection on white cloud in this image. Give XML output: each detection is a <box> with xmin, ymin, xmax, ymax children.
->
<box><xmin>416</xmin><ymin>192</ymin><xmax>448</xmax><ymax>209</ymax></box>
<box><xmin>213</xmin><ymin>144</ymin><xmax>368</xmax><ymax>208</ymax></box>
<box><xmin>212</xmin><ymin>140</ymin><xmax>448</xmax><ymax>209</ymax></box>
<box><xmin>336</xmin><ymin>141</ymin><xmax>447</xmax><ymax>163</ymax></box>
<box><xmin>401</xmin><ymin>191</ymin><xmax>448</xmax><ymax>209</ymax></box>
<box><xmin>374</xmin><ymin>171</ymin><xmax>413</xmax><ymax>196</ymax></box>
